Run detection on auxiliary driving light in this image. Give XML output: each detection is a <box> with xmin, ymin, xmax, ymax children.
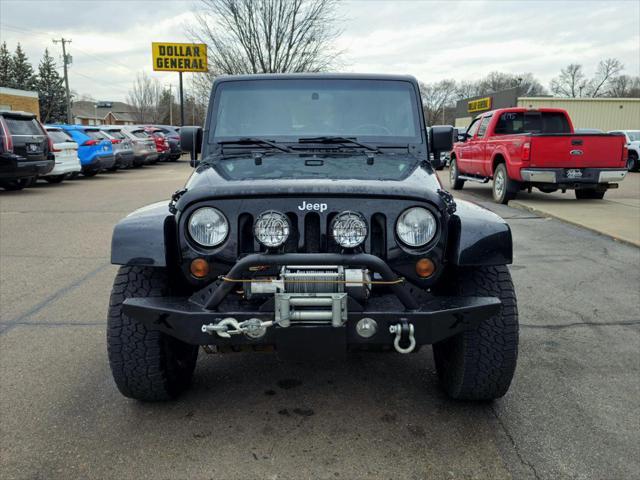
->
<box><xmin>254</xmin><ymin>211</ymin><xmax>290</xmax><ymax>248</ymax></box>
<box><xmin>331</xmin><ymin>211</ymin><xmax>368</xmax><ymax>248</ymax></box>
<box><xmin>356</xmin><ymin>318</ymin><xmax>378</xmax><ymax>338</ymax></box>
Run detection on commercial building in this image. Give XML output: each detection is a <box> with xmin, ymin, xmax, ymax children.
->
<box><xmin>455</xmin><ymin>88</ymin><xmax>640</xmax><ymax>131</ymax></box>
<box><xmin>71</xmin><ymin>100</ymin><xmax>136</xmax><ymax>126</ymax></box>
<box><xmin>0</xmin><ymin>87</ymin><xmax>40</xmax><ymax>118</ymax></box>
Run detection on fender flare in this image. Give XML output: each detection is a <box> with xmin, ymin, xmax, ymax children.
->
<box><xmin>111</xmin><ymin>201</ymin><xmax>176</xmax><ymax>267</ymax></box>
<box><xmin>448</xmin><ymin>199</ymin><xmax>512</xmax><ymax>266</ymax></box>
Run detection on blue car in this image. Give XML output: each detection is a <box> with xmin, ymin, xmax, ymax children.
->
<box><xmin>51</xmin><ymin>125</ymin><xmax>115</xmax><ymax>176</ymax></box>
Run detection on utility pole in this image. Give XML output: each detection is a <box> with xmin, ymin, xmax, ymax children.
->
<box><xmin>179</xmin><ymin>71</ymin><xmax>184</xmax><ymax>126</ymax></box>
<box><xmin>52</xmin><ymin>38</ymin><xmax>72</xmax><ymax>124</ymax></box>
<box><xmin>167</xmin><ymin>84</ymin><xmax>173</xmax><ymax>125</ymax></box>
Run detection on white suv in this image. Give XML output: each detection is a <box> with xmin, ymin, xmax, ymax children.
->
<box><xmin>609</xmin><ymin>130</ymin><xmax>640</xmax><ymax>172</ymax></box>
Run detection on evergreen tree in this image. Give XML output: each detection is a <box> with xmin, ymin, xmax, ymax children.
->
<box><xmin>36</xmin><ymin>49</ymin><xmax>67</xmax><ymax>123</ymax></box>
<box><xmin>10</xmin><ymin>43</ymin><xmax>36</xmax><ymax>90</ymax></box>
<box><xmin>0</xmin><ymin>42</ymin><xmax>11</xmax><ymax>87</ymax></box>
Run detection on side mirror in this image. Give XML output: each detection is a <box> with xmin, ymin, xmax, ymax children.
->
<box><xmin>180</xmin><ymin>126</ymin><xmax>203</xmax><ymax>167</ymax></box>
<box><xmin>429</xmin><ymin>125</ymin><xmax>455</xmax><ymax>154</ymax></box>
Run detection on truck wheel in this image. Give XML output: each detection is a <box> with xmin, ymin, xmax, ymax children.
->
<box><xmin>575</xmin><ymin>188</ymin><xmax>605</xmax><ymax>200</ymax></box>
<box><xmin>628</xmin><ymin>152</ymin><xmax>638</xmax><ymax>172</ymax></box>
<box><xmin>107</xmin><ymin>266</ymin><xmax>199</xmax><ymax>401</ymax></box>
<box><xmin>492</xmin><ymin>163</ymin><xmax>518</xmax><ymax>204</ymax></box>
<box><xmin>449</xmin><ymin>158</ymin><xmax>465</xmax><ymax>190</ymax></box>
<box><xmin>433</xmin><ymin>265</ymin><xmax>519</xmax><ymax>401</ymax></box>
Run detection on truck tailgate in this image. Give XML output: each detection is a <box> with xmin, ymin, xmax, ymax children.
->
<box><xmin>529</xmin><ymin>134</ymin><xmax>626</xmax><ymax>168</ymax></box>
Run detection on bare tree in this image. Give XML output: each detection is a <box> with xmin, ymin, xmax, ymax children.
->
<box><xmin>607</xmin><ymin>75</ymin><xmax>640</xmax><ymax>98</ymax></box>
<box><xmin>189</xmin><ymin>0</ymin><xmax>342</xmax><ymax>75</ymax></box>
<box><xmin>587</xmin><ymin>58</ymin><xmax>623</xmax><ymax>97</ymax></box>
<box><xmin>127</xmin><ymin>72</ymin><xmax>162</xmax><ymax>123</ymax></box>
<box><xmin>420</xmin><ymin>79</ymin><xmax>457</xmax><ymax>126</ymax></box>
<box><xmin>550</xmin><ymin>64</ymin><xmax>587</xmax><ymax>98</ymax></box>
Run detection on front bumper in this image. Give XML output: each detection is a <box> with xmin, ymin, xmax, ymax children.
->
<box><xmin>121</xmin><ymin>253</ymin><xmax>501</xmax><ymax>348</ymax></box>
<box><xmin>520</xmin><ymin>168</ymin><xmax>627</xmax><ymax>187</ymax></box>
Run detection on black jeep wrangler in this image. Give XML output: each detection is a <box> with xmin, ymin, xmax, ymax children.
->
<box><xmin>108</xmin><ymin>74</ymin><xmax>518</xmax><ymax>402</ymax></box>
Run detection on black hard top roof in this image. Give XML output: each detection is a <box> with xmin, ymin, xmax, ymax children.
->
<box><xmin>213</xmin><ymin>73</ymin><xmax>418</xmax><ymax>84</ymax></box>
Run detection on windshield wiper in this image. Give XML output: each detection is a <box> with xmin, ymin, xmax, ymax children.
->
<box><xmin>218</xmin><ymin>137</ymin><xmax>292</xmax><ymax>153</ymax></box>
<box><xmin>297</xmin><ymin>136</ymin><xmax>381</xmax><ymax>153</ymax></box>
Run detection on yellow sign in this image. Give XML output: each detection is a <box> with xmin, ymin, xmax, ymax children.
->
<box><xmin>468</xmin><ymin>97</ymin><xmax>492</xmax><ymax>113</ymax></box>
<box><xmin>152</xmin><ymin>42</ymin><xmax>208</xmax><ymax>72</ymax></box>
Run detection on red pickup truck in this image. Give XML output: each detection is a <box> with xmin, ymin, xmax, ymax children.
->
<box><xmin>449</xmin><ymin>108</ymin><xmax>628</xmax><ymax>203</ymax></box>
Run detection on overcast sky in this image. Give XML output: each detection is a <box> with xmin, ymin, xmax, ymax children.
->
<box><xmin>1</xmin><ymin>0</ymin><xmax>638</xmax><ymax>102</ymax></box>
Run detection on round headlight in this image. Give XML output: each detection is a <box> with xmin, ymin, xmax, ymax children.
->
<box><xmin>254</xmin><ymin>211</ymin><xmax>290</xmax><ymax>248</ymax></box>
<box><xmin>331</xmin><ymin>211</ymin><xmax>368</xmax><ymax>248</ymax></box>
<box><xmin>188</xmin><ymin>207</ymin><xmax>228</xmax><ymax>247</ymax></box>
<box><xmin>396</xmin><ymin>207</ymin><xmax>437</xmax><ymax>247</ymax></box>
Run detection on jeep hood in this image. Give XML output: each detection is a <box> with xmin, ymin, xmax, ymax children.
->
<box><xmin>175</xmin><ymin>155</ymin><xmax>445</xmax><ymax>211</ymax></box>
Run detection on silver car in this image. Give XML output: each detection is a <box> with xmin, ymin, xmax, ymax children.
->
<box><xmin>120</xmin><ymin>126</ymin><xmax>159</xmax><ymax>166</ymax></box>
<box><xmin>100</xmin><ymin>127</ymin><xmax>135</xmax><ymax>169</ymax></box>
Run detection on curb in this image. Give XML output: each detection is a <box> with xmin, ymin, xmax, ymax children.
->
<box><xmin>509</xmin><ymin>200</ymin><xmax>640</xmax><ymax>249</ymax></box>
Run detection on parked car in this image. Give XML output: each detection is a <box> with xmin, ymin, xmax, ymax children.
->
<box><xmin>42</xmin><ymin>126</ymin><xmax>81</xmax><ymax>183</ymax></box>
<box><xmin>144</xmin><ymin>125</ymin><xmax>181</xmax><ymax>160</ymax></box>
<box><xmin>121</xmin><ymin>126</ymin><xmax>158</xmax><ymax>165</ymax></box>
<box><xmin>609</xmin><ymin>130</ymin><xmax>640</xmax><ymax>171</ymax></box>
<box><xmin>52</xmin><ymin>125</ymin><xmax>115</xmax><ymax>177</ymax></box>
<box><xmin>100</xmin><ymin>127</ymin><xmax>134</xmax><ymax>170</ymax></box>
<box><xmin>450</xmin><ymin>108</ymin><xmax>628</xmax><ymax>203</ymax></box>
<box><xmin>0</xmin><ymin>110</ymin><xmax>54</xmax><ymax>190</ymax></box>
<box><xmin>143</xmin><ymin>127</ymin><xmax>170</xmax><ymax>161</ymax></box>
<box><xmin>107</xmin><ymin>73</ymin><xmax>518</xmax><ymax>403</ymax></box>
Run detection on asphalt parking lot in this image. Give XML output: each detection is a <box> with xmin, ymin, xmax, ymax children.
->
<box><xmin>1</xmin><ymin>161</ymin><xmax>639</xmax><ymax>480</ymax></box>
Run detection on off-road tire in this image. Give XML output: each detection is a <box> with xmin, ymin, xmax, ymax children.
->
<box><xmin>107</xmin><ymin>266</ymin><xmax>199</xmax><ymax>401</ymax></box>
<box><xmin>575</xmin><ymin>188</ymin><xmax>605</xmax><ymax>200</ymax></box>
<box><xmin>492</xmin><ymin>163</ymin><xmax>518</xmax><ymax>204</ymax></box>
<box><xmin>449</xmin><ymin>158</ymin><xmax>465</xmax><ymax>190</ymax></box>
<box><xmin>433</xmin><ymin>265</ymin><xmax>519</xmax><ymax>401</ymax></box>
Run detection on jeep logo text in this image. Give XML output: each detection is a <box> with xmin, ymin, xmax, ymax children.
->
<box><xmin>298</xmin><ymin>201</ymin><xmax>328</xmax><ymax>212</ymax></box>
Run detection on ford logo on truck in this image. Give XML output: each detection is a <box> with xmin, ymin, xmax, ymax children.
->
<box><xmin>570</xmin><ymin>149</ymin><xmax>584</xmax><ymax>156</ymax></box>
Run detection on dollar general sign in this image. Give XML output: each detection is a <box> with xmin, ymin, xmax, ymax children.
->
<box><xmin>152</xmin><ymin>42</ymin><xmax>208</xmax><ymax>72</ymax></box>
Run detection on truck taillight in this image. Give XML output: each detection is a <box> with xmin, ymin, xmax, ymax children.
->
<box><xmin>622</xmin><ymin>145</ymin><xmax>628</xmax><ymax>163</ymax></box>
<box><xmin>522</xmin><ymin>142</ymin><xmax>531</xmax><ymax>161</ymax></box>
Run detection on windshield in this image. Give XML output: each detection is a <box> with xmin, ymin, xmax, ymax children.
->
<box><xmin>210</xmin><ymin>79</ymin><xmax>421</xmax><ymax>144</ymax></box>
<box><xmin>626</xmin><ymin>131</ymin><xmax>640</xmax><ymax>142</ymax></box>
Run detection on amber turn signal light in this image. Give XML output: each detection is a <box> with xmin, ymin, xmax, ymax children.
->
<box><xmin>190</xmin><ymin>258</ymin><xmax>210</xmax><ymax>278</ymax></box>
<box><xmin>415</xmin><ymin>258</ymin><xmax>435</xmax><ymax>278</ymax></box>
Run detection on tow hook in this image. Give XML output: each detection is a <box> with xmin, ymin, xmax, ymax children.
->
<box><xmin>201</xmin><ymin>318</ymin><xmax>273</xmax><ymax>339</ymax></box>
<box><xmin>389</xmin><ymin>320</ymin><xmax>416</xmax><ymax>354</ymax></box>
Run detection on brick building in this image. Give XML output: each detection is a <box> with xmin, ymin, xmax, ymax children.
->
<box><xmin>71</xmin><ymin>100</ymin><xmax>136</xmax><ymax>126</ymax></box>
<box><xmin>0</xmin><ymin>87</ymin><xmax>40</xmax><ymax>118</ymax></box>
